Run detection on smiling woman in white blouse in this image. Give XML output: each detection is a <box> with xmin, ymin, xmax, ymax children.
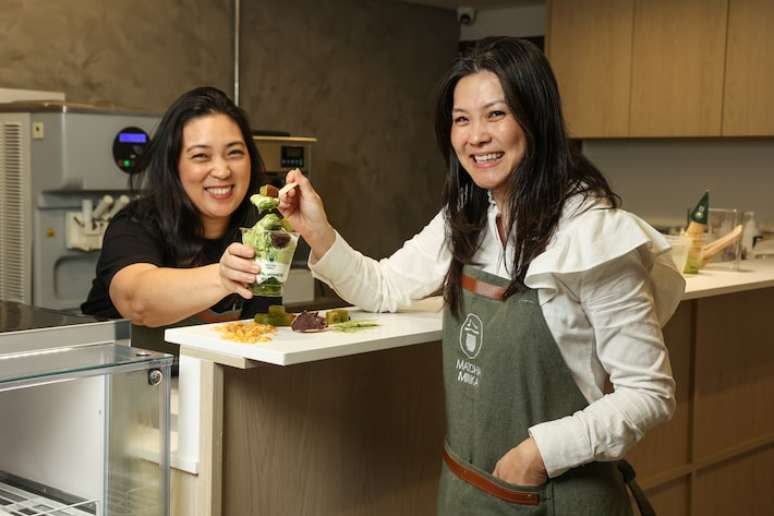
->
<box><xmin>279</xmin><ymin>37</ymin><xmax>685</xmax><ymax>516</ymax></box>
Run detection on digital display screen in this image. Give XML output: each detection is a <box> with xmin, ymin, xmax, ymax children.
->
<box><xmin>119</xmin><ymin>132</ymin><xmax>148</xmax><ymax>144</ymax></box>
<box><xmin>282</xmin><ymin>146</ymin><xmax>303</xmax><ymax>159</ymax></box>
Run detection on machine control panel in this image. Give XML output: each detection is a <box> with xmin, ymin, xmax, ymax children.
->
<box><xmin>253</xmin><ymin>136</ymin><xmax>315</xmax><ymax>178</ymax></box>
<box><xmin>281</xmin><ymin>145</ymin><xmax>305</xmax><ymax>168</ymax></box>
<box><xmin>112</xmin><ymin>126</ymin><xmax>151</xmax><ymax>173</ymax></box>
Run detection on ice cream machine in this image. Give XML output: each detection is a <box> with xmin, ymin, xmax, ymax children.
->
<box><xmin>0</xmin><ymin>102</ymin><xmax>160</xmax><ymax>310</ymax></box>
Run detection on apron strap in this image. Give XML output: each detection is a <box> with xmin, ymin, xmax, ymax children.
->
<box><xmin>617</xmin><ymin>460</ymin><xmax>656</xmax><ymax>516</ymax></box>
<box><xmin>461</xmin><ymin>273</ymin><xmax>507</xmax><ymax>301</ymax></box>
<box><xmin>442</xmin><ymin>447</ymin><xmax>540</xmax><ymax>506</ymax></box>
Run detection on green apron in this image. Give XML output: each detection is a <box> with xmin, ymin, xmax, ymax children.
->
<box><xmin>438</xmin><ymin>266</ymin><xmax>650</xmax><ymax>515</ymax></box>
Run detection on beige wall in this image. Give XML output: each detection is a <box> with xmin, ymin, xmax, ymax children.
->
<box><xmin>0</xmin><ymin>0</ymin><xmax>232</xmax><ymax>111</ymax></box>
<box><xmin>583</xmin><ymin>139</ymin><xmax>774</xmax><ymax>230</ymax></box>
<box><xmin>0</xmin><ymin>0</ymin><xmax>458</xmax><ymax>259</ymax></box>
<box><xmin>240</xmin><ymin>0</ymin><xmax>458</xmax><ymax>257</ymax></box>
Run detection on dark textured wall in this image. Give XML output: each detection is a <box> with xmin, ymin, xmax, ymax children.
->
<box><xmin>1</xmin><ymin>0</ymin><xmax>458</xmax><ymax>258</ymax></box>
<box><xmin>0</xmin><ymin>0</ymin><xmax>232</xmax><ymax>111</ymax></box>
<box><xmin>241</xmin><ymin>0</ymin><xmax>458</xmax><ymax>258</ymax></box>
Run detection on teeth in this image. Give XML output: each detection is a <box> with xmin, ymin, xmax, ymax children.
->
<box><xmin>207</xmin><ymin>186</ymin><xmax>231</xmax><ymax>195</ymax></box>
<box><xmin>473</xmin><ymin>152</ymin><xmax>503</xmax><ymax>163</ymax></box>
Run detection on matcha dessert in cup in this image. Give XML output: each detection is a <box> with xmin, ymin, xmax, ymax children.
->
<box><xmin>241</xmin><ymin>185</ymin><xmax>299</xmax><ymax>297</ymax></box>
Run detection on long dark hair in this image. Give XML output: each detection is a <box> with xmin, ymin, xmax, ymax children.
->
<box><xmin>127</xmin><ymin>86</ymin><xmax>264</xmax><ymax>265</ymax></box>
<box><xmin>435</xmin><ymin>37</ymin><xmax>619</xmax><ymax>315</ymax></box>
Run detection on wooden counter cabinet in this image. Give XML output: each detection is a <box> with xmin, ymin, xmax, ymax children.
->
<box><xmin>626</xmin><ymin>287</ymin><xmax>774</xmax><ymax>516</ymax></box>
<box><xmin>176</xmin><ymin>342</ymin><xmax>445</xmax><ymax>516</ymax></box>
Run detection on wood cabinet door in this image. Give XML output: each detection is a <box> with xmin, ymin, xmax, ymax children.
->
<box><xmin>546</xmin><ymin>0</ymin><xmax>635</xmax><ymax>138</ymax></box>
<box><xmin>723</xmin><ymin>0</ymin><xmax>774</xmax><ymax>135</ymax></box>
<box><xmin>629</xmin><ymin>0</ymin><xmax>728</xmax><ymax>136</ymax></box>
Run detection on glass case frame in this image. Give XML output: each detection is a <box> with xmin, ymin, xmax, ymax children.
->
<box><xmin>0</xmin><ymin>306</ymin><xmax>172</xmax><ymax>516</ymax></box>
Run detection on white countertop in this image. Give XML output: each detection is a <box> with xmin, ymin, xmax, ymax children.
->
<box><xmin>683</xmin><ymin>258</ymin><xmax>774</xmax><ymax>300</ymax></box>
<box><xmin>166</xmin><ymin>261</ymin><xmax>774</xmax><ymax>367</ymax></box>
<box><xmin>165</xmin><ymin>298</ymin><xmax>443</xmax><ymax>366</ymax></box>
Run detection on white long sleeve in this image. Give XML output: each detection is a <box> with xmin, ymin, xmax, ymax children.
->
<box><xmin>309</xmin><ymin>211</ymin><xmax>450</xmax><ymax>312</ymax></box>
<box><xmin>527</xmin><ymin>251</ymin><xmax>676</xmax><ymax>477</ymax></box>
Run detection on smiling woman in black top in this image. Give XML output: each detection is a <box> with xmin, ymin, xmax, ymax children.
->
<box><xmin>82</xmin><ymin>87</ymin><xmax>271</xmax><ymax>346</ymax></box>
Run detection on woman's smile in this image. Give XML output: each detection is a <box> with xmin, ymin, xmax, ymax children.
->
<box><xmin>204</xmin><ymin>184</ymin><xmax>236</xmax><ymax>200</ymax></box>
<box><xmin>470</xmin><ymin>151</ymin><xmax>506</xmax><ymax>167</ymax></box>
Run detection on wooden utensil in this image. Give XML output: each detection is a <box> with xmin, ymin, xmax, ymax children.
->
<box><xmin>278</xmin><ymin>182</ymin><xmax>299</xmax><ymax>198</ymax></box>
<box><xmin>701</xmin><ymin>224</ymin><xmax>743</xmax><ymax>265</ymax></box>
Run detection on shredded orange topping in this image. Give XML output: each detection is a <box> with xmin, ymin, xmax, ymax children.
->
<box><xmin>216</xmin><ymin>321</ymin><xmax>276</xmax><ymax>344</ymax></box>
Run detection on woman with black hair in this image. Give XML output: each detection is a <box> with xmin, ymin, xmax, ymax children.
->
<box><xmin>279</xmin><ymin>38</ymin><xmax>684</xmax><ymax>515</ymax></box>
<box><xmin>82</xmin><ymin>86</ymin><xmax>271</xmax><ymax>347</ymax></box>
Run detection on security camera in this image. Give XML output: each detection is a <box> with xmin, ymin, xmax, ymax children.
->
<box><xmin>457</xmin><ymin>6</ymin><xmax>476</xmax><ymax>25</ymax></box>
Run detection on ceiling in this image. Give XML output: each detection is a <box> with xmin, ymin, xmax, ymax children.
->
<box><xmin>395</xmin><ymin>0</ymin><xmax>542</xmax><ymax>10</ymax></box>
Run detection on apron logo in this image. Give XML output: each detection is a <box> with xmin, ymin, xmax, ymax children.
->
<box><xmin>459</xmin><ymin>313</ymin><xmax>483</xmax><ymax>359</ymax></box>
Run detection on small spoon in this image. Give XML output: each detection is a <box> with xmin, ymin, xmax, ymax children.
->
<box><xmin>278</xmin><ymin>182</ymin><xmax>299</xmax><ymax>198</ymax></box>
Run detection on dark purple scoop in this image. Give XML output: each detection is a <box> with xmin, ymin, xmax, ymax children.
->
<box><xmin>291</xmin><ymin>311</ymin><xmax>326</xmax><ymax>332</ymax></box>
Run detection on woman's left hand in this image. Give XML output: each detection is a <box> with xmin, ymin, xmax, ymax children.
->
<box><xmin>493</xmin><ymin>437</ymin><xmax>547</xmax><ymax>486</ymax></box>
<box><xmin>218</xmin><ymin>242</ymin><xmax>260</xmax><ymax>299</ymax></box>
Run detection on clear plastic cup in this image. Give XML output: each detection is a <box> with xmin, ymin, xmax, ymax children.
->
<box><xmin>240</xmin><ymin>227</ymin><xmax>300</xmax><ymax>297</ymax></box>
<box><xmin>663</xmin><ymin>234</ymin><xmax>691</xmax><ymax>273</ymax></box>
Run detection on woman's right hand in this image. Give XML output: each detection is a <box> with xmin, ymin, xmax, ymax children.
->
<box><xmin>219</xmin><ymin>242</ymin><xmax>260</xmax><ymax>299</ymax></box>
<box><xmin>278</xmin><ymin>169</ymin><xmax>336</xmax><ymax>259</ymax></box>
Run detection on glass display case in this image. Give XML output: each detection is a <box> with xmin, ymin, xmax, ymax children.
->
<box><xmin>0</xmin><ymin>301</ymin><xmax>173</xmax><ymax>516</ymax></box>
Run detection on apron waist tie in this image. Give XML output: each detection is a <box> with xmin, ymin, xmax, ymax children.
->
<box><xmin>442</xmin><ymin>448</ymin><xmax>540</xmax><ymax>506</ymax></box>
<box><xmin>617</xmin><ymin>460</ymin><xmax>656</xmax><ymax>516</ymax></box>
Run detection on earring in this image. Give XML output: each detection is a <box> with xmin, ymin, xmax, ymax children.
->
<box><xmin>449</xmin><ymin>153</ymin><xmax>468</xmax><ymax>208</ymax></box>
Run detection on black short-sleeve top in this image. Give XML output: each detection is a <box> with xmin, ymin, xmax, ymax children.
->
<box><xmin>81</xmin><ymin>208</ymin><xmax>271</xmax><ymax>320</ymax></box>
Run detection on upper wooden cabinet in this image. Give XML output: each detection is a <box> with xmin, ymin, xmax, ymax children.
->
<box><xmin>629</xmin><ymin>0</ymin><xmax>727</xmax><ymax>136</ymax></box>
<box><xmin>548</xmin><ymin>0</ymin><xmax>774</xmax><ymax>137</ymax></box>
<box><xmin>723</xmin><ymin>0</ymin><xmax>774</xmax><ymax>136</ymax></box>
<box><xmin>547</xmin><ymin>0</ymin><xmax>635</xmax><ymax>138</ymax></box>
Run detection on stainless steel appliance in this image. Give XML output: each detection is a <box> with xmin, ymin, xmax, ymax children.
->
<box><xmin>253</xmin><ymin>135</ymin><xmax>317</xmax><ymax>304</ymax></box>
<box><xmin>253</xmin><ymin>134</ymin><xmax>316</xmax><ymax>190</ymax></box>
<box><xmin>0</xmin><ymin>301</ymin><xmax>172</xmax><ymax>515</ymax></box>
<box><xmin>0</xmin><ymin>102</ymin><xmax>160</xmax><ymax>311</ymax></box>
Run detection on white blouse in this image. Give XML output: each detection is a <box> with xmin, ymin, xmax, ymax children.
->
<box><xmin>308</xmin><ymin>194</ymin><xmax>685</xmax><ymax>478</ymax></box>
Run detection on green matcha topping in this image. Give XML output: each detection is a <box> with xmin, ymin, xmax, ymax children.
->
<box><xmin>256</xmin><ymin>213</ymin><xmax>284</xmax><ymax>230</ymax></box>
<box><xmin>249</xmin><ymin>194</ymin><xmax>279</xmax><ymax>215</ymax></box>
